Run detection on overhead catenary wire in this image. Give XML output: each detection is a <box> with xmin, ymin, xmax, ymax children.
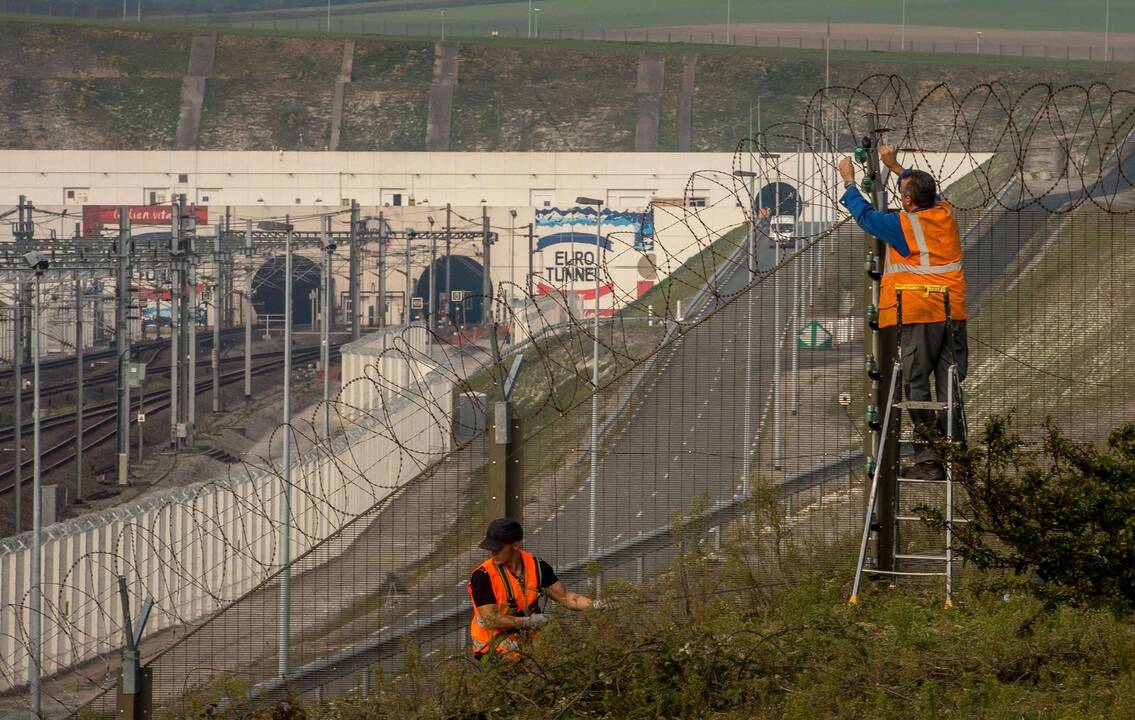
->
<box><xmin>4</xmin><ymin>78</ymin><xmax>1135</xmax><ymax>717</ymax></box>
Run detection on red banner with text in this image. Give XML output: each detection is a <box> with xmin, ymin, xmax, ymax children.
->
<box><xmin>82</xmin><ymin>205</ymin><xmax>208</xmax><ymax>236</ymax></box>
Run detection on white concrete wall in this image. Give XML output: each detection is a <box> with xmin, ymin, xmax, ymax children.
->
<box><xmin>0</xmin><ymin>150</ymin><xmax>990</xmax><ymax>216</ymax></box>
<box><xmin>0</xmin><ymin>151</ymin><xmax>752</xmax><ymax>209</ymax></box>
<box><xmin>0</xmin><ymin>326</ymin><xmax>452</xmax><ymax>691</ymax></box>
<box><xmin>0</xmin><ymin>150</ymin><xmax>989</xmax><ymax>360</ymax></box>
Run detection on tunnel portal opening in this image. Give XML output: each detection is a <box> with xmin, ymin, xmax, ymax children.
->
<box><xmin>252</xmin><ymin>255</ymin><xmax>321</xmax><ymax>327</ymax></box>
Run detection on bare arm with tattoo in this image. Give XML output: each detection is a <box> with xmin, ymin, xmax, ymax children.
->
<box><xmin>546</xmin><ymin>580</ymin><xmax>593</xmax><ymax>611</ymax></box>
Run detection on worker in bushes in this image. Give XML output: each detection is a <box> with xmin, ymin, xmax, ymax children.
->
<box><xmin>468</xmin><ymin>518</ymin><xmax>593</xmax><ymax>661</ymax></box>
<box><xmin>839</xmin><ymin>145</ymin><xmax>969</xmax><ymax>479</ymax></box>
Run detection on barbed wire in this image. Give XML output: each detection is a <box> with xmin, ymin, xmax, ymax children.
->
<box><xmin>2</xmin><ymin>78</ymin><xmax>1134</xmax><ymax>717</ymax></box>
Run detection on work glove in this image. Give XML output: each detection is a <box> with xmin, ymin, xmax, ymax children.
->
<box><xmin>521</xmin><ymin>613</ymin><xmax>549</xmax><ymax>630</ymax></box>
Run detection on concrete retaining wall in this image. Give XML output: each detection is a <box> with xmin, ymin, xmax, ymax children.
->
<box><xmin>425</xmin><ymin>42</ymin><xmax>459</xmax><ymax>152</ymax></box>
<box><xmin>634</xmin><ymin>54</ymin><xmax>664</xmax><ymax>152</ymax></box>
<box><xmin>174</xmin><ymin>34</ymin><xmax>216</xmax><ymax>151</ymax></box>
<box><xmin>0</xmin><ymin>324</ymin><xmax>452</xmax><ymax>690</ymax></box>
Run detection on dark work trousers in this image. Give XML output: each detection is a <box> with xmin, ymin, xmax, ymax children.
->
<box><xmin>900</xmin><ymin>320</ymin><xmax>968</xmax><ymax>455</ymax></box>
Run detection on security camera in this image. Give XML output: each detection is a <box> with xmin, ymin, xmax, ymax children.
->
<box><xmin>323</xmin><ymin>238</ymin><xmax>338</xmax><ymax>252</ymax></box>
<box><xmin>22</xmin><ymin>251</ymin><xmax>49</xmax><ymax>274</ymax></box>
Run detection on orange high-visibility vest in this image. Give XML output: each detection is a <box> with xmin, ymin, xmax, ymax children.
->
<box><xmin>467</xmin><ymin>550</ymin><xmax>542</xmax><ymax>659</ymax></box>
<box><xmin>879</xmin><ymin>201</ymin><xmax>967</xmax><ymax>327</ymax></box>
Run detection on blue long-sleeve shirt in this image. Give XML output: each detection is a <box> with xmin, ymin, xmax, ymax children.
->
<box><xmin>839</xmin><ymin>186</ymin><xmax>911</xmax><ymax>257</ymax></box>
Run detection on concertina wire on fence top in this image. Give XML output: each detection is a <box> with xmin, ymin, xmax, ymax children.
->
<box><xmin>2</xmin><ymin>77</ymin><xmax>1134</xmax><ymax>717</ymax></box>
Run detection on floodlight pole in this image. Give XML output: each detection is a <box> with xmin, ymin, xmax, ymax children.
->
<box><xmin>901</xmin><ymin>0</ymin><xmax>907</xmax><ymax>51</ymax></box>
<box><xmin>350</xmin><ymin>200</ymin><xmax>361</xmax><ymax>340</ymax></box>
<box><xmin>734</xmin><ymin>170</ymin><xmax>757</xmax><ymax>494</ymax></box>
<box><xmin>429</xmin><ymin>224</ymin><xmax>437</xmax><ymax>349</ymax></box>
<box><xmin>278</xmin><ymin>218</ymin><xmax>294</xmax><ymax>679</ymax></box>
<box><xmin>29</xmin><ymin>263</ymin><xmax>44</xmax><ymax>720</ymax></box>
<box><xmin>212</xmin><ymin>224</ymin><xmax>223</xmax><ymax>414</ymax></box>
<box><xmin>791</xmin><ymin>146</ymin><xmax>802</xmax><ymax>417</ymax></box>
<box><xmin>244</xmin><ymin>219</ymin><xmax>253</xmax><ymax>400</ymax></box>
<box><xmin>117</xmin><ymin>209</ymin><xmax>131</xmax><ymax>484</ymax></box>
<box><xmin>187</xmin><ymin>230</ymin><xmax>197</xmax><ymax>445</ymax></box>
<box><xmin>445</xmin><ymin>204</ymin><xmax>453</xmax><ymax>326</ymax></box>
<box><xmin>482</xmin><ymin>207</ymin><xmax>493</xmax><ymax>330</ymax></box>
<box><xmin>763</xmin><ymin>154</ymin><xmax>783</xmax><ymax>470</ymax></box>
<box><xmin>577</xmin><ymin>197</ymin><xmax>604</xmax><ymax>567</ymax></box>
<box><xmin>170</xmin><ymin>203</ymin><xmax>180</xmax><ymax>447</ymax></box>
<box><xmin>75</xmin><ymin>273</ymin><xmax>85</xmax><ymax>501</ymax></box>
<box><xmin>321</xmin><ymin>216</ymin><xmax>333</xmax><ymax>439</ymax></box>
<box><xmin>1104</xmin><ymin>0</ymin><xmax>1110</xmax><ymax>61</ymax></box>
<box><xmin>404</xmin><ymin>230</ymin><xmax>413</xmax><ymax>325</ymax></box>
<box><xmin>12</xmin><ymin>273</ymin><xmax>22</xmax><ymax>534</ymax></box>
<box><xmin>378</xmin><ymin>212</ymin><xmax>388</xmax><ymax>328</ymax></box>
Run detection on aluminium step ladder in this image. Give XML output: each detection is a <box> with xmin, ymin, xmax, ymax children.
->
<box><xmin>850</xmin><ymin>285</ymin><xmax>968</xmax><ymax>607</ymax></box>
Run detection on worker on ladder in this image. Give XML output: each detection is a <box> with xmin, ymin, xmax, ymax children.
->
<box><xmin>838</xmin><ymin>146</ymin><xmax>968</xmax><ymax>479</ymax></box>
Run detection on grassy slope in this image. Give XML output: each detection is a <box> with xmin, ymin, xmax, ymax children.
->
<box><xmin>0</xmin><ymin>21</ymin><xmax>185</xmax><ymax>148</ymax></box>
<box><xmin>340</xmin><ymin>38</ymin><xmax>434</xmax><ymax>150</ymax></box>
<box><xmin>181</xmin><ymin>546</ymin><xmax>1135</xmax><ymax>720</ymax></box>
<box><xmin>233</xmin><ymin>0</ymin><xmax>1135</xmax><ymax>35</ymax></box>
<box><xmin>965</xmin><ymin>205</ymin><xmax>1135</xmax><ymax>441</ymax></box>
<box><xmin>2</xmin><ymin>16</ymin><xmax>1135</xmax><ymax>151</ymax></box>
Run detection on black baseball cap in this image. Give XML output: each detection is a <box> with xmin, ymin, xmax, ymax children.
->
<box><xmin>479</xmin><ymin>518</ymin><xmax>523</xmax><ymax>551</ymax></box>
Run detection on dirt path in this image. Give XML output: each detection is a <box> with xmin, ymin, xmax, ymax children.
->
<box><xmin>631</xmin><ymin>22</ymin><xmax>1135</xmax><ymax>60</ymax></box>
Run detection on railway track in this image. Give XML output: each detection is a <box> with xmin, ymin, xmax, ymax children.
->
<box><xmin>0</xmin><ymin>326</ymin><xmax>247</xmax><ymax>384</ymax></box>
<box><xmin>0</xmin><ymin>345</ymin><xmax>326</xmax><ymax>411</ymax></box>
<box><xmin>0</xmin><ymin>343</ymin><xmax>342</xmax><ymax>497</ymax></box>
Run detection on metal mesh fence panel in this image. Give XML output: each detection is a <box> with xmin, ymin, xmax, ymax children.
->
<box><xmin>3</xmin><ymin>79</ymin><xmax>1135</xmax><ymax>717</ymax></box>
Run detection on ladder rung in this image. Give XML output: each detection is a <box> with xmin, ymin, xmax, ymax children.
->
<box><xmin>898</xmin><ymin>477</ymin><xmax>947</xmax><ymax>484</ymax></box>
<box><xmin>895</xmin><ymin>553</ymin><xmax>949</xmax><ymax>561</ymax></box>
<box><xmin>896</xmin><ymin>400</ymin><xmax>948</xmax><ymax>411</ymax></box>
<box><xmin>897</xmin><ymin>515</ymin><xmax>969</xmax><ymax>523</ymax></box>
<box><xmin>863</xmin><ymin>568</ymin><xmax>949</xmax><ymax>577</ymax></box>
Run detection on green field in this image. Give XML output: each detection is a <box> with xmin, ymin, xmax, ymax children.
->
<box><xmin>233</xmin><ymin>0</ymin><xmax>1131</xmax><ymax>35</ymax></box>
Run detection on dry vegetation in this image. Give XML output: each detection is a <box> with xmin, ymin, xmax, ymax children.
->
<box><xmin>4</xmin><ymin>17</ymin><xmax>1135</xmax><ymax>151</ymax></box>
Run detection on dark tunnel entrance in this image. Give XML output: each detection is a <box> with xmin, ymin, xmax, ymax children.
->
<box><xmin>756</xmin><ymin>181</ymin><xmax>802</xmax><ymax>217</ymax></box>
<box><xmin>413</xmin><ymin>255</ymin><xmax>488</xmax><ymax>328</ymax></box>
<box><xmin>252</xmin><ymin>255</ymin><xmax>320</xmax><ymax>327</ymax></box>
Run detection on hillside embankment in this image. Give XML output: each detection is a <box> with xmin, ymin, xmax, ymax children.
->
<box><xmin>2</xmin><ymin>17</ymin><xmax>1135</xmax><ymax>152</ymax></box>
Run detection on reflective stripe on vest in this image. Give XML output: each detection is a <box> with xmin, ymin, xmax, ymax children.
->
<box><xmin>904</xmin><ymin>210</ymin><xmax>931</xmax><ymax>266</ymax></box>
<box><xmin>879</xmin><ymin>202</ymin><xmax>967</xmax><ymax>327</ymax></box>
<box><xmin>883</xmin><ymin>260</ymin><xmax>964</xmax><ymax>276</ymax></box>
<box><xmin>468</xmin><ymin>550</ymin><xmax>542</xmax><ymax>658</ymax></box>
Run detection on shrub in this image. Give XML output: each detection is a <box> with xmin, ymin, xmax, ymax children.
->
<box><xmin>923</xmin><ymin>417</ymin><xmax>1135</xmax><ymax>611</ymax></box>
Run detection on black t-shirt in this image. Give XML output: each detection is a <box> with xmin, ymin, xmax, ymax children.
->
<box><xmin>470</xmin><ymin>558</ymin><xmax>558</xmax><ymax>610</ymax></box>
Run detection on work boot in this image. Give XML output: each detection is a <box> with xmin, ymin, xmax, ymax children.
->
<box><xmin>902</xmin><ymin>460</ymin><xmax>945</xmax><ymax>480</ymax></box>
